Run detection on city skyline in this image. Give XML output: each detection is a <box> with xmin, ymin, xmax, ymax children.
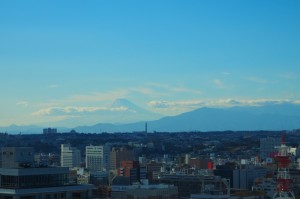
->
<box><xmin>0</xmin><ymin>1</ymin><xmax>300</xmax><ymax>127</ymax></box>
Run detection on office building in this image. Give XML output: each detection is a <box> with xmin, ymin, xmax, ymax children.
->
<box><xmin>260</xmin><ymin>137</ymin><xmax>280</xmax><ymax>160</ymax></box>
<box><xmin>43</xmin><ymin>128</ymin><xmax>57</xmax><ymax>134</ymax></box>
<box><xmin>61</xmin><ymin>144</ymin><xmax>81</xmax><ymax>168</ymax></box>
<box><xmin>86</xmin><ymin>145</ymin><xmax>110</xmax><ymax>171</ymax></box>
<box><xmin>118</xmin><ymin>160</ymin><xmax>140</xmax><ymax>184</ymax></box>
<box><xmin>0</xmin><ymin>147</ymin><xmax>94</xmax><ymax>199</ymax></box>
<box><xmin>110</xmin><ymin>147</ymin><xmax>134</xmax><ymax>170</ymax></box>
<box><xmin>159</xmin><ymin>174</ymin><xmax>229</xmax><ymax>198</ymax></box>
<box><xmin>147</xmin><ymin>161</ymin><xmax>162</xmax><ymax>182</ymax></box>
<box><xmin>214</xmin><ymin>164</ymin><xmax>269</xmax><ymax>190</ymax></box>
<box><xmin>1</xmin><ymin>147</ymin><xmax>34</xmax><ymax>168</ymax></box>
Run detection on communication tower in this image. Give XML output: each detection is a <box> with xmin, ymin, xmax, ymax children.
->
<box><xmin>273</xmin><ymin>133</ymin><xmax>295</xmax><ymax>199</ymax></box>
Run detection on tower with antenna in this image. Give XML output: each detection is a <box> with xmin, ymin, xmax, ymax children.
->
<box><xmin>145</xmin><ymin>122</ymin><xmax>148</xmax><ymax>133</ymax></box>
<box><xmin>273</xmin><ymin>133</ymin><xmax>295</xmax><ymax>199</ymax></box>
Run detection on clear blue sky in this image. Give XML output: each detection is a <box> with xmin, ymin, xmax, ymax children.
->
<box><xmin>0</xmin><ymin>0</ymin><xmax>300</xmax><ymax>126</ymax></box>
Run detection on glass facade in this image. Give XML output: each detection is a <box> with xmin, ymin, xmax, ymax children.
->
<box><xmin>0</xmin><ymin>173</ymin><xmax>69</xmax><ymax>188</ymax></box>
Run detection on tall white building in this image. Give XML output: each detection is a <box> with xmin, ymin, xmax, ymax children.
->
<box><xmin>86</xmin><ymin>145</ymin><xmax>110</xmax><ymax>171</ymax></box>
<box><xmin>260</xmin><ymin>137</ymin><xmax>280</xmax><ymax>160</ymax></box>
<box><xmin>61</xmin><ymin>144</ymin><xmax>81</xmax><ymax>168</ymax></box>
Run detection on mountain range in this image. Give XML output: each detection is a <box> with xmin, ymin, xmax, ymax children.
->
<box><xmin>1</xmin><ymin>100</ymin><xmax>300</xmax><ymax>134</ymax></box>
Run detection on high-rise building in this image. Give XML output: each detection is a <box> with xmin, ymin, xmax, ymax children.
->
<box><xmin>61</xmin><ymin>144</ymin><xmax>81</xmax><ymax>168</ymax></box>
<box><xmin>103</xmin><ymin>144</ymin><xmax>111</xmax><ymax>171</ymax></box>
<box><xmin>110</xmin><ymin>147</ymin><xmax>134</xmax><ymax>170</ymax></box>
<box><xmin>86</xmin><ymin>145</ymin><xmax>110</xmax><ymax>171</ymax></box>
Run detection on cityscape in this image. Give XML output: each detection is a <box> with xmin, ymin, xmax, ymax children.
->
<box><xmin>1</xmin><ymin>129</ymin><xmax>300</xmax><ymax>198</ymax></box>
<box><xmin>1</xmin><ymin>1</ymin><xmax>300</xmax><ymax>199</ymax></box>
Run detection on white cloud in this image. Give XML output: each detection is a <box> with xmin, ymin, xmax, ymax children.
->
<box><xmin>36</xmin><ymin>101</ymin><xmax>62</xmax><ymax>108</ymax></box>
<box><xmin>293</xmin><ymin>100</ymin><xmax>300</xmax><ymax>104</ymax></box>
<box><xmin>130</xmin><ymin>87</ymin><xmax>167</xmax><ymax>97</ymax></box>
<box><xmin>68</xmin><ymin>90</ymin><xmax>129</xmax><ymax>103</ymax></box>
<box><xmin>16</xmin><ymin>101</ymin><xmax>29</xmax><ymax>107</ymax></box>
<box><xmin>148</xmin><ymin>100</ymin><xmax>205</xmax><ymax>115</ymax></box>
<box><xmin>32</xmin><ymin>106</ymin><xmax>129</xmax><ymax>116</ymax></box>
<box><xmin>33</xmin><ymin>107</ymin><xmax>53</xmax><ymax>116</ymax></box>
<box><xmin>246</xmin><ymin>76</ymin><xmax>268</xmax><ymax>84</ymax></box>
<box><xmin>146</xmin><ymin>82</ymin><xmax>202</xmax><ymax>95</ymax></box>
<box><xmin>213</xmin><ymin>79</ymin><xmax>225</xmax><ymax>88</ymax></box>
<box><xmin>221</xmin><ymin>72</ymin><xmax>231</xmax><ymax>75</ymax></box>
<box><xmin>148</xmin><ymin>100</ymin><xmax>205</xmax><ymax>109</ymax></box>
<box><xmin>66</xmin><ymin>87</ymin><xmax>167</xmax><ymax>104</ymax></box>
<box><xmin>278</xmin><ymin>72</ymin><xmax>298</xmax><ymax>79</ymax></box>
<box><xmin>148</xmin><ymin>100</ymin><xmax>171</xmax><ymax>108</ymax></box>
<box><xmin>170</xmin><ymin>87</ymin><xmax>202</xmax><ymax>94</ymax></box>
<box><xmin>48</xmin><ymin>84</ymin><xmax>59</xmax><ymax>88</ymax></box>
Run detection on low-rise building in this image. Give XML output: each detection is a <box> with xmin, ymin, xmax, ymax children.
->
<box><xmin>159</xmin><ymin>174</ymin><xmax>229</xmax><ymax>198</ymax></box>
<box><xmin>111</xmin><ymin>182</ymin><xmax>178</xmax><ymax>199</ymax></box>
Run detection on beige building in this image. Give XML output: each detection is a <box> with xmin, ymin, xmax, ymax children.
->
<box><xmin>61</xmin><ymin>144</ymin><xmax>81</xmax><ymax>168</ymax></box>
<box><xmin>1</xmin><ymin>147</ymin><xmax>34</xmax><ymax>168</ymax></box>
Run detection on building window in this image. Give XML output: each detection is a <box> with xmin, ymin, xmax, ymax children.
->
<box><xmin>61</xmin><ymin>193</ymin><xmax>66</xmax><ymax>199</ymax></box>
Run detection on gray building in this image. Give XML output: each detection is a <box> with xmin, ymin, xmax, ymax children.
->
<box><xmin>86</xmin><ymin>145</ymin><xmax>110</xmax><ymax>171</ymax></box>
<box><xmin>111</xmin><ymin>183</ymin><xmax>178</xmax><ymax>199</ymax></box>
<box><xmin>232</xmin><ymin>167</ymin><xmax>269</xmax><ymax>190</ymax></box>
<box><xmin>260</xmin><ymin>137</ymin><xmax>280</xmax><ymax>160</ymax></box>
<box><xmin>0</xmin><ymin>147</ymin><xmax>94</xmax><ymax>199</ymax></box>
<box><xmin>1</xmin><ymin>147</ymin><xmax>34</xmax><ymax>168</ymax></box>
<box><xmin>43</xmin><ymin>128</ymin><xmax>57</xmax><ymax>134</ymax></box>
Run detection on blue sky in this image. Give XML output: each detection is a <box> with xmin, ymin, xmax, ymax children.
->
<box><xmin>0</xmin><ymin>1</ymin><xmax>300</xmax><ymax>127</ymax></box>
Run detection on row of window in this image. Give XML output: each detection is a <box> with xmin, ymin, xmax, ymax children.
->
<box><xmin>0</xmin><ymin>174</ymin><xmax>69</xmax><ymax>188</ymax></box>
<box><xmin>2</xmin><ymin>152</ymin><xmax>32</xmax><ymax>156</ymax></box>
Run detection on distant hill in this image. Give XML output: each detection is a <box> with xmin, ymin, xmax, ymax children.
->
<box><xmin>1</xmin><ymin>102</ymin><xmax>300</xmax><ymax>134</ymax></box>
<box><xmin>0</xmin><ymin>124</ymin><xmax>42</xmax><ymax>134</ymax></box>
<box><xmin>73</xmin><ymin>103</ymin><xmax>300</xmax><ymax>133</ymax></box>
<box><xmin>146</xmin><ymin>104</ymin><xmax>300</xmax><ymax>132</ymax></box>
